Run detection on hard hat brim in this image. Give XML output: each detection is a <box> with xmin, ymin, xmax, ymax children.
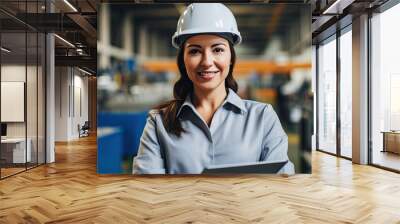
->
<box><xmin>172</xmin><ymin>30</ymin><xmax>242</xmax><ymax>49</ymax></box>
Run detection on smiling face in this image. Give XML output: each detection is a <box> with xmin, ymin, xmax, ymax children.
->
<box><xmin>183</xmin><ymin>34</ymin><xmax>232</xmax><ymax>93</ymax></box>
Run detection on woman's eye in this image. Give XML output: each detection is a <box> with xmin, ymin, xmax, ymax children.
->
<box><xmin>188</xmin><ymin>49</ymin><xmax>200</xmax><ymax>55</ymax></box>
<box><xmin>214</xmin><ymin>48</ymin><xmax>224</xmax><ymax>53</ymax></box>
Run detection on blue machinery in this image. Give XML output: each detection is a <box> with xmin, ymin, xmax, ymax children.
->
<box><xmin>97</xmin><ymin>111</ymin><xmax>148</xmax><ymax>174</ymax></box>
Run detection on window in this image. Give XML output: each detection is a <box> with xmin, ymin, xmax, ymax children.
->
<box><xmin>370</xmin><ymin>2</ymin><xmax>400</xmax><ymax>171</ymax></box>
<box><xmin>339</xmin><ymin>28</ymin><xmax>352</xmax><ymax>158</ymax></box>
<box><xmin>317</xmin><ymin>36</ymin><xmax>337</xmax><ymax>154</ymax></box>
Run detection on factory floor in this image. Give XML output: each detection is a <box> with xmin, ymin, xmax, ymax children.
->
<box><xmin>0</xmin><ymin>135</ymin><xmax>399</xmax><ymax>223</ymax></box>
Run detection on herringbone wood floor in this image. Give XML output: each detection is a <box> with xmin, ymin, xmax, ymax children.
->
<box><xmin>1</xmin><ymin>134</ymin><xmax>400</xmax><ymax>224</ymax></box>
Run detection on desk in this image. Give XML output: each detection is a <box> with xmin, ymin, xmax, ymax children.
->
<box><xmin>1</xmin><ymin>138</ymin><xmax>31</xmax><ymax>163</ymax></box>
<box><xmin>382</xmin><ymin>131</ymin><xmax>400</xmax><ymax>154</ymax></box>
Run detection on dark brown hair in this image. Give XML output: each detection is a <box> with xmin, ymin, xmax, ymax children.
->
<box><xmin>155</xmin><ymin>41</ymin><xmax>238</xmax><ymax>137</ymax></box>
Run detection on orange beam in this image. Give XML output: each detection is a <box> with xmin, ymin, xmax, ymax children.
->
<box><xmin>141</xmin><ymin>60</ymin><xmax>311</xmax><ymax>75</ymax></box>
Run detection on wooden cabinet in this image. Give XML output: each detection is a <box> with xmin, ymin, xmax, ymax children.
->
<box><xmin>382</xmin><ymin>132</ymin><xmax>400</xmax><ymax>154</ymax></box>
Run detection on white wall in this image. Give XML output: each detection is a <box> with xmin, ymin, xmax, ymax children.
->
<box><xmin>55</xmin><ymin>67</ymin><xmax>69</xmax><ymax>141</ymax></box>
<box><xmin>1</xmin><ymin>65</ymin><xmax>31</xmax><ymax>137</ymax></box>
<box><xmin>71</xmin><ymin>72</ymin><xmax>89</xmax><ymax>138</ymax></box>
<box><xmin>1</xmin><ymin>64</ymin><xmax>46</xmax><ymax>164</ymax></box>
<box><xmin>1</xmin><ymin>65</ymin><xmax>26</xmax><ymax>81</ymax></box>
<box><xmin>55</xmin><ymin>67</ymin><xmax>89</xmax><ymax>141</ymax></box>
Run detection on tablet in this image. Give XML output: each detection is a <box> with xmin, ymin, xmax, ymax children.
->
<box><xmin>202</xmin><ymin>160</ymin><xmax>288</xmax><ymax>174</ymax></box>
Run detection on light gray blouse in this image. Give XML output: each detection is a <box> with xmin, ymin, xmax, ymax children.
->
<box><xmin>132</xmin><ymin>89</ymin><xmax>295</xmax><ymax>174</ymax></box>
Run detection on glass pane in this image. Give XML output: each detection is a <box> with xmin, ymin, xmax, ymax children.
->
<box><xmin>26</xmin><ymin>0</ymin><xmax>39</xmax><ymax>170</ymax></box>
<box><xmin>1</xmin><ymin>31</ymin><xmax>27</xmax><ymax>177</ymax></box>
<box><xmin>317</xmin><ymin>37</ymin><xmax>337</xmax><ymax>154</ymax></box>
<box><xmin>312</xmin><ymin>46</ymin><xmax>317</xmax><ymax>151</ymax></box>
<box><xmin>27</xmin><ymin>31</ymin><xmax>38</xmax><ymax>169</ymax></box>
<box><xmin>340</xmin><ymin>29</ymin><xmax>352</xmax><ymax>158</ymax></box>
<box><xmin>38</xmin><ymin>33</ymin><xmax>45</xmax><ymax>165</ymax></box>
<box><xmin>371</xmin><ymin>3</ymin><xmax>400</xmax><ymax>171</ymax></box>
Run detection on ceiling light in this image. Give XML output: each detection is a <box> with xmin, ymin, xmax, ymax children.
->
<box><xmin>1</xmin><ymin>47</ymin><xmax>11</xmax><ymax>53</ymax></box>
<box><xmin>54</xmin><ymin>34</ymin><xmax>75</xmax><ymax>48</ymax></box>
<box><xmin>323</xmin><ymin>0</ymin><xmax>354</xmax><ymax>15</ymax></box>
<box><xmin>76</xmin><ymin>48</ymin><xmax>85</xmax><ymax>55</ymax></box>
<box><xmin>78</xmin><ymin>67</ymin><xmax>93</xmax><ymax>76</ymax></box>
<box><xmin>63</xmin><ymin>0</ymin><xmax>78</xmax><ymax>12</ymax></box>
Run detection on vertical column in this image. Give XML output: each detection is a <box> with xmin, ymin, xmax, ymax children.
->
<box><xmin>99</xmin><ymin>4</ymin><xmax>111</xmax><ymax>69</ymax></box>
<box><xmin>46</xmin><ymin>0</ymin><xmax>55</xmax><ymax>163</ymax></box>
<box><xmin>352</xmin><ymin>14</ymin><xmax>369</xmax><ymax>164</ymax></box>
<box><xmin>336</xmin><ymin>30</ymin><xmax>341</xmax><ymax>156</ymax></box>
<box><xmin>123</xmin><ymin>14</ymin><xmax>134</xmax><ymax>55</ymax></box>
<box><xmin>139</xmin><ymin>25</ymin><xmax>148</xmax><ymax>59</ymax></box>
<box><xmin>46</xmin><ymin>32</ymin><xmax>55</xmax><ymax>162</ymax></box>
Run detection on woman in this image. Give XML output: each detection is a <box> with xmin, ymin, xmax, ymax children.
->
<box><xmin>132</xmin><ymin>3</ymin><xmax>294</xmax><ymax>174</ymax></box>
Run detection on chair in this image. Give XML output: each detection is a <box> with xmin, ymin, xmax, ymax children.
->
<box><xmin>79</xmin><ymin>121</ymin><xmax>90</xmax><ymax>138</ymax></box>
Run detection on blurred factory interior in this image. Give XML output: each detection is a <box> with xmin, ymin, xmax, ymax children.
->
<box><xmin>97</xmin><ymin>3</ymin><xmax>312</xmax><ymax>173</ymax></box>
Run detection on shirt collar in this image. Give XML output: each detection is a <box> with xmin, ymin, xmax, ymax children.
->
<box><xmin>176</xmin><ymin>88</ymin><xmax>247</xmax><ymax>118</ymax></box>
<box><xmin>176</xmin><ymin>94</ymin><xmax>196</xmax><ymax>118</ymax></box>
<box><xmin>224</xmin><ymin>88</ymin><xmax>247</xmax><ymax>113</ymax></box>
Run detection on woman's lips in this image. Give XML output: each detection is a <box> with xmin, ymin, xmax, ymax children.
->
<box><xmin>197</xmin><ymin>71</ymin><xmax>219</xmax><ymax>80</ymax></box>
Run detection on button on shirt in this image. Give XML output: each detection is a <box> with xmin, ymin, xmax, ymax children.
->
<box><xmin>132</xmin><ymin>89</ymin><xmax>295</xmax><ymax>175</ymax></box>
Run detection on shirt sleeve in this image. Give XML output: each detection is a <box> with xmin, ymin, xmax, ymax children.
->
<box><xmin>132</xmin><ymin>112</ymin><xmax>166</xmax><ymax>174</ymax></box>
<box><xmin>260</xmin><ymin>105</ymin><xmax>295</xmax><ymax>175</ymax></box>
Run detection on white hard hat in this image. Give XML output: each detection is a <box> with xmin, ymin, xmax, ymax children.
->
<box><xmin>172</xmin><ymin>3</ymin><xmax>242</xmax><ymax>48</ymax></box>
